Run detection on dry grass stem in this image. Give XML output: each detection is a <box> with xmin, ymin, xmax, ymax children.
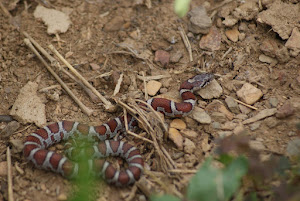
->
<box><xmin>221</xmin><ymin>47</ymin><xmax>233</xmax><ymax>60</ymax></box>
<box><xmin>136</xmin><ymin>74</ymin><xmax>171</xmax><ymax>82</ymax></box>
<box><xmin>113</xmin><ymin>73</ymin><xmax>123</xmax><ymax>96</ymax></box>
<box><xmin>142</xmin><ymin>72</ymin><xmax>148</xmax><ymax>100</ymax></box>
<box><xmin>225</xmin><ymin>95</ymin><xmax>258</xmax><ymax>110</ymax></box>
<box><xmin>178</xmin><ymin>26</ymin><xmax>193</xmax><ymax>62</ymax></box>
<box><xmin>48</xmin><ymin>44</ymin><xmax>115</xmax><ymax>112</ymax></box>
<box><xmin>7</xmin><ymin>147</ymin><xmax>14</xmax><ymax>201</ymax></box>
<box><xmin>24</xmin><ymin>39</ymin><xmax>93</xmax><ymax>116</ymax></box>
<box><xmin>168</xmin><ymin>169</ymin><xmax>197</xmax><ymax>174</ymax></box>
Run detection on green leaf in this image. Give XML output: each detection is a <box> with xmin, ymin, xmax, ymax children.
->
<box><xmin>187</xmin><ymin>159</ymin><xmax>219</xmax><ymax>201</ymax></box>
<box><xmin>222</xmin><ymin>156</ymin><xmax>248</xmax><ymax>200</ymax></box>
<box><xmin>151</xmin><ymin>194</ymin><xmax>181</xmax><ymax>201</ymax></box>
<box><xmin>174</xmin><ymin>0</ymin><xmax>191</xmax><ymax>18</ymax></box>
<box><xmin>218</xmin><ymin>154</ymin><xmax>234</xmax><ymax>166</ymax></box>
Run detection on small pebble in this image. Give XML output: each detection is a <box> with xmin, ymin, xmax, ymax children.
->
<box><xmin>237</xmin><ymin>83</ymin><xmax>263</xmax><ymax>105</ymax></box>
<box><xmin>225</xmin><ymin>96</ymin><xmax>240</xmax><ymax>114</ymax></box>
<box><xmin>212</xmin><ymin>122</ymin><xmax>221</xmax><ymax>129</ymax></box>
<box><xmin>169</xmin><ymin>128</ymin><xmax>183</xmax><ymax>150</ymax></box>
<box><xmin>195</xmin><ymin>79</ymin><xmax>223</xmax><ymax>99</ymax></box>
<box><xmin>249</xmin><ymin>121</ymin><xmax>261</xmax><ymax>131</ymax></box>
<box><xmin>249</xmin><ymin>140</ymin><xmax>265</xmax><ymax>151</ymax></box>
<box><xmin>233</xmin><ymin>124</ymin><xmax>245</xmax><ymax>135</ymax></box>
<box><xmin>225</xmin><ymin>28</ymin><xmax>240</xmax><ymax>42</ymax></box>
<box><xmin>188</xmin><ymin>6</ymin><xmax>212</xmax><ymax>34</ymax></box>
<box><xmin>191</xmin><ymin>107</ymin><xmax>211</xmax><ymax>124</ymax></box>
<box><xmin>58</xmin><ymin>193</ymin><xmax>68</xmax><ymax>201</ymax></box>
<box><xmin>146</xmin><ymin>80</ymin><xmax>162</xmax><ymax>96</ymax></box>
<box><xmin>259</xmin><ymin>54</ymin><xmax>277</xmax><ymax>64</ymax></box>
<box><xmin>218</xmin><ymin>131</ymin><xmax>233</xmax><ymax>138</ymax></box>
<box><xmin>269</xmin><ymin>97</ymin><xmax>279</xmax><ymax>108</ymax></box>
<box><xmin>154</xmin><ymin>50</ymin><xmax>170</xmax><ymax>67</ymax></box>
<box><xmin>170</xmin><ymin>119</ymin><xmax>186</xmax><ymax>130</ymax></box>
<box><xmin>276</xmin><ymin>101</ymin><xmax>294</xmax><ymax>119</ymax></box>
<box><xmin>199</xmin><ymin>26</ymin><xmax>221</xmax><ymax>51</ymax></box>
<box><xmin>180</xmin><ymin>129</ymin><xmax>198</xmax><ymax>138</ymax></box>
<box><xmin>183</xmin><ymin>138</ymin><xmax>196</xmax><ymax>154</ymax></box>
<box><xmin>170</xmin><ymin>51</ymin><xmax>183</xmax><ymax>63</ymax></box>
<box><xmin>211</xmin><ymin>112</ymin><xmax>227</xmax><ymax>123</ymax></box>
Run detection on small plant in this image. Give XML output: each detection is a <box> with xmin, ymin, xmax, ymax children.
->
<box><xmin>174</xmin><ymin>0</ymin><xmax>191</xmax><ymax>17</ymax></box>
<box><xmin>151</xmin><ymin>156</ymin><xmax>248</xmax><ymax>201</ymax></box>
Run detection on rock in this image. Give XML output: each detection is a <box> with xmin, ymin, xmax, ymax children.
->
<box><xmin>199</xmin><ymin>26</ymin><xmax>221</xmax><ymax>51</ymax></box>
<box><xmin>286</xmin><ymin>138</ymin><xmax>300</xmax><ymax>156</ymax></box>
<box><xmin>238</xmin><ymin>33</ymin><xmax>246</xmax><ymax>41</ymax></box>
<box><xmin>181</xmin><ymin>129</ymin><xmax>198</xmax><ymax>138</ymax></box>
<box><xmin>0</xmin><ymin>121</ymin><xmax>20</xmax><ymax>139</ymax></box>
<box><xmin>129</xmin><ymin>29</ymin><xmax>141</xmax><ymax>40</ymax></box>
<box><xmin>232</xmin><ymin>0</ymin><xmax>259</xmax><ymax>21</ymax></box>
<box><xmin>260</xmin><ymin>39</ymin><xmax>278</xmax><ymax>58</ymax></box>
<box><xmin>10</xmin><ymin>139</ymin><xmax>24</xmax><ymax>153</ymax></box>
<box><xmin>269</xmin><ymin>97</ymin><xmax>279</xmax><ymax>108</ymax></box>
<box><xmin>249</xmin><ymin>121</ymin><xmax>261</xmax><ymax>131</ymax></box>
<box><xmin>191</xmin><ymin>107</ymin><xmax>211</xmax><ymax>124</ymax></box>
<box><xmin>154</xmin><ymin>50</ymin><xmax>170</xmax><ymax>67</ymax></box>
<box><xmin>146</xmin><ymin>80</ymin><xmax>162</xmax><ymax>96</ymax></box>
<box><xmin>275</xmin><ymin>46</ymin><xmax>290</xmax><ymax>63</ymax></box>
<box><xmin>242</xmin><ymin>108</ymin><xmax>277</xmax><ymax>124</ymax></box>
<box><xmin>238</xmin><ymin>104</ymin><xmax>252</xmax><ymax>115</ymax></box>
<box><xmin>249</xmin><ymin>140</ymin><xmax>265</xmax><ymax>151</ymax></box>
<box><xmin>187</xmin><ymin>6</ymin><xmax>212</xmax><ymax>34</ymax></box>
<box><xmin>183</xmin><ymin>138</ymin><xmax>196</xmax><ymax>154</ymax></box>
<box><xmin>225</xmin><ymin>28</ymin><xmax>240</xmax><ymax>42</ymax></box>
<box><xmin>218</xmin><ymin>131</ymin><xmax>233</xmax><ymax>138</ymax></box>
<box><xmin>212</xmin><ymin>122</ymin><xmax>221</xmax><ymax>129</ymax></box>
<box><xmin>195</xmin><ymin>79</ymin><xmax>223</xmax><ymax>99</ymax></box>
<box><xmin>221</xmin><ymin>121</ymin><xmax>238</xmax><ymax>130</ymax></box>
<box><xmin>211</xmin><ymin>112</ymin><xmax>227</xmax><ymax>123</ymax></box>
<box><xmin>170</xmin><ymin>119</ymin><xmax>186</xmax><ymax>130</ymax></box>
<box><xmin>222</xmin><ymin>16</ymin><xmax>238</xmax><ymax>27</ymax></box>
<box><xmin>201</xmin><ymin>136</ymin><xmax>212</xmax><ymax>152</ymax></box>
<box><xmin>237</xmin><ymin>83</ymin><xmax>263</xmax><ymax>105</ymax></box>
<box><xmin>34</xmin><ymin>5</ymin><xmax>71</xmax><ymax>35</ymax></box>
<box><xmin>225</xmin><ymin>96</ymin><xmax>240</xmax><ymax>114</ymax></box>
<box><xmin>169</xmin><ymin>128</ymin><xmax>183</xmax><ymax>150</ymax></box>
<box><xmin>233</xmin><ymin>124</ymin><xmax>245</xmax><ymax>135</ymax></box>
<box><xmin>103</xmin><ymin>16</ymin><xmax>125</xmax><ymax>32</ymax></box>
<box><xmin>258</xmin><ymin>54</ymin><xmax>277</xmax><ymax>64</ymax></box>
<box><xmin>170</xmin><ymin>51</ymin><xmax>183</xmax><ymax>63</ymax></box>
<box><xmin>285</xmin><ymin>27</ymin><xmax>300</xmax><ymax>56</ymax></box>
<box><xmin>57</xmin><ymin>193</ymin><xmax>68</xmax><ymax>201</ymax></box>
<box><xmin>10</xmin><ymin>82</ymin><xmax>46</xmax><ymax>127</ymax></box>
<box><xmin>206</xmin><ymin>100</ymin><xmax>234</xmax><ymax>120</ymax></box>
<box><xmin>276</xmin><ymin>101</ymin><xmax>294</xmax><ymax>119</ymax></box>
<box><xmin>257</xmin><ymin>1</ymin><xmax>300</xmax><ymax>40</ymax></box>
<box><xmin>90</xmin><ymin>63</ymin><xmax>100</xmax><ymax>70</ymax></box>
<box><xmin>264</xmin><ymin>117</ymin><xmax>278</xmax><ymax>128</ymax></box>
<box><xmin>0</xmin><ymin>161</ymin><xmax>7</xmax><ymax>176</ymax></box>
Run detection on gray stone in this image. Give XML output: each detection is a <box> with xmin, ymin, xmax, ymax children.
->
<box><xmin>188</xmin><ymin>6</ymin><xmax>212</xmax><ymax>34</ymax></box>
<box><xmin>191</xmin><ymin>107</ymin><xmax>211</xmax><ymax>124</ymax></box>
<box><xmin>269</xmin><ymin>97</ymin><xmax>279</xmax><ymax>108</ymax></box>
<box><xmin>225</xmin><ymin>96</ymin><xmax>240</xmax><ymax>114</ymax></box>
<box><xmin>196</xmin><ymin>79</ymin><xmax>223</xmax><ymax>99</ymax></box>
<box><xmin>249</xmin><ymin>121</ymin><xmax>261</xmax><ymax>131</ymax></box>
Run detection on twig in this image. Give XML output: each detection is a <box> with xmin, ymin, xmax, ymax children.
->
<box><xmin>178</xmin><ymin>26</ymin><xmax>193</xmax><ymax>62</ymax></box>
<box><xmin>48</xmin><ymin>44</ymin><xmax>115</xmax><ymax>112</ymax></box>
<box><xmin>168</xmin><ymin>169</ymin><xmax>197</xmax><ymax>174</ymax></box>
<box><xmin>113</xmin><ymin>73</ymin><xmax>123</xmax><ymax>96</ymax></box>
<box><xmin>221</xmin><ymin>47</ymin><xmax>232</xmax><ymax>60</ymax></box>
<box><xmin>24</xmin><ymin>39</ymin><xmax>93</xmax><ymax>116</ymax></box>
<box><xmin>225</xmin><ymin>95</ymin><xmax>258</xmax><ymax>110</ymax></box>
<box><xmin>7</xmin><ymin>147</ymin><xmax>14</xmax><ymax>201</ymax></box>
<box><xmin>136</xmin><ymin>74</ymin><xmax>171</xmax><ymax>82</ymax></box>
<box><xmin>142</xmin><ymin>72</ymin><xmax>148</xmax><ymax>100</ymax></box>
<box><xmin>0</xmin><ymin>1</ymin><xmax>12</xmax><ymax>18</ymax></box>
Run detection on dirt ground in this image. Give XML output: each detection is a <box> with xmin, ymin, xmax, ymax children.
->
<box><xmin>0</xmin><ymin>0</ymin><xmax>300</xmax><ymax>201</ymax></box>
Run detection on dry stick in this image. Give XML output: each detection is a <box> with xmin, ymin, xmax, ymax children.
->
<box><xmin>7</xmin><ymin>147</ymin><xmax>14</xmax><ymax>201</ymax></box>
<box><xmin>136</xmin><ymin>74</ymin><xmax>171</xmax><ymax>82</ymax></box>
<box><xmin>142</xmin><ymin>72</ymin><xmax>148</xmax><ymax>101</ymax></box>
<box><xmin>168</xmin><ymin>169</ymin><xmax>197</xmax><ymax>174</ymax></box>
<box><xmin>178</xmin><ymin>26</ymin><xmax>193</xmax><ymax>62</ymax></box>
<box><xmin>24</xmin><ymin>39</ymin><xmax>93</xmax><ymax>116</ymax></box>
<box><xmin>0</xmin><ymin>0</ymin><xmax>12</xmax><ymax>18</ymax></box>
<box><xmin>221</xmin><ymin>47</ymin><xmax>233</xmax><ymax>60</ymax></box>
<box><xmin>23</xmin><ymin>32</ymin><xmax>98</xmax><ymax>102</ymax></box>
<box><xmin>113</xmin><ymin>73</ymin><xmax>123</xmax><ymax>96</ymax></box>
<box><xmin>48</xmin><ymin>44</ymin><xmax>115</xmax><ymax>112</ymax></box>
<box><xmin>225</xmin><ymin>95</ymin><xmax>258</xmax><ymax>110</ymax></box>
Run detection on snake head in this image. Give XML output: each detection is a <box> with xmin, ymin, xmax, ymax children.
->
<box><xmin>189</xmin><ymin>73</ymin><xmax>215</xmax><ymax>90</ymax></box>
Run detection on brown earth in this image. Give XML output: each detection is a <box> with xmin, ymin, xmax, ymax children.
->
<box><xmin>0</xmin><ymin>0</ymin><xmax>300</xmax><ymax>201</ymax></box>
